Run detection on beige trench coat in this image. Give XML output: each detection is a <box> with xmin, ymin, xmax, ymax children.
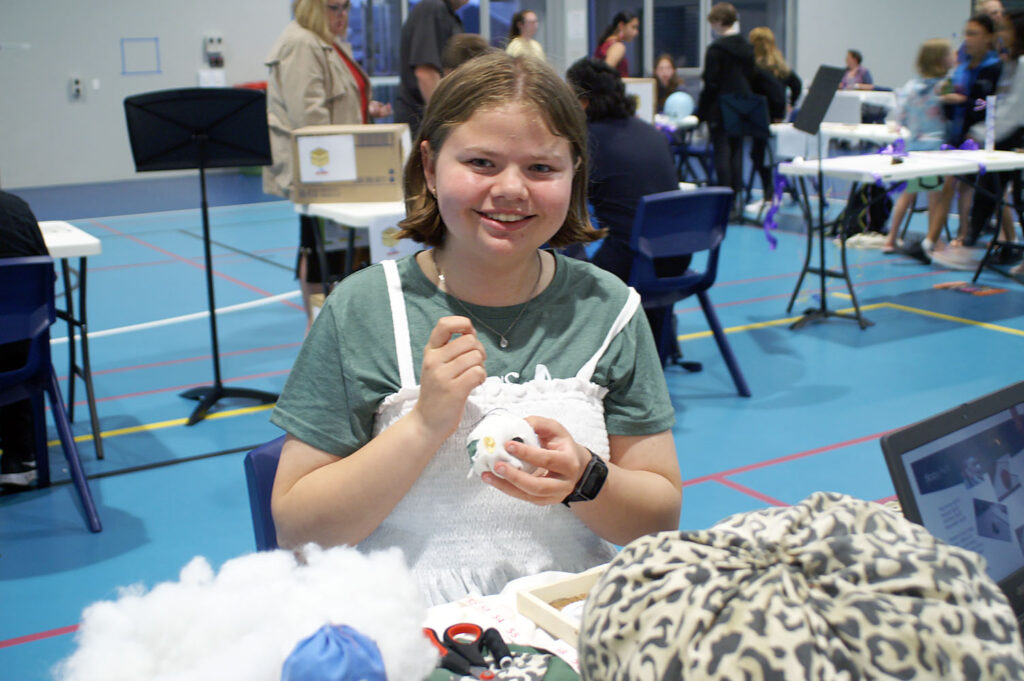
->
<box><xmin>263</xmin><ymin>21</ymin><xmax>368</xmax><ymax>198</ymax></box>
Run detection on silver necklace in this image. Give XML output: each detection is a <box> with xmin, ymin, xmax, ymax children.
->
<box><xmin>432</xmin><ymin>249</ymin><xmax>543</xmax><ymax>349</ymax></box>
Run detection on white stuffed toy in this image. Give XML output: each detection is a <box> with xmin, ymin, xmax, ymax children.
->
<box><xmin>466</xmin><ymin>412</ymin><xmax>539</xmax><ymax>479</ymax></box>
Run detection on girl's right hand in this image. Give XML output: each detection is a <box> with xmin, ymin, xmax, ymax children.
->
<box><xmin>413</xmin><ymin>316</ymin><xmax>487</xmax><ymax>440</ymax></box>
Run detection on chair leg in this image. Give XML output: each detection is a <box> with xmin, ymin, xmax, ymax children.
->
<box><xmin>30</xmin><ymin>393</ymin><xmax>51</xmax><ymax>487</ymax></box>
<box><xmin>47</xmin><ymin>368</ymin><xmax>102</xmax><ymax>532</ymax></box>
<box><xmin>697</xmin><ymin>291</ymin><xmax>751</xmax><ymax>397</ymax></box>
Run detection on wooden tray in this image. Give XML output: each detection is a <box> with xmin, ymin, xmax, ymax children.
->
<box><xmin>515</xmin><ymin>565</ymin><xmax>606</xmax><ymax>644</ymax></box>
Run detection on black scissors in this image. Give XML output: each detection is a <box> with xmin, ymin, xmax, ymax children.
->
<box><xmin>424</xmin><ymin>623</ymin><xmax>513</xmax><ymax>679</ymax></box>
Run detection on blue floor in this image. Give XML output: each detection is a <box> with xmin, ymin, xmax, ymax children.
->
<box><xmin>2</xmin><ymin>175</ymin><xmax>1024</xmax><ymax>680</ymax></box>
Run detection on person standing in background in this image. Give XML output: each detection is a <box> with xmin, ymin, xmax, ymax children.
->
<box><xmin>394</xmin><ymin>0</ymin><xmax>466</xmax><ymax>137</ymax></box>
<box><xmin>0</xmin><ymin>191</ymin><xmax>49</xmax><ymax>490</ymax></box>
<box><xmin>264</xmin><ymin>0</ymin><xmax>391</xmax><ymax>330</ymax></box>
<box><xmin>594</xmin><ymin>11</ymin><xmax>639</xmax><ymax>78</ymax></box>
<box><xmin>697</xmin><ymin>2</ymin><xmax>756</xmax><ymax>216</ymax></box>
<box><xmin>749</xmin><ymin>26</ymin><xmax>801</xmax><ymax>202</ymax></box>
<box><xmin>506</xmin><ymin>10</ymin><xmax>545</xmax><ymax>61</ymax></box>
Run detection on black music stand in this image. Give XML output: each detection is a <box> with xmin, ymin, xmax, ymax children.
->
<box><xmin>124</xmin><ymin>87</ymin><xmax>278</xmax><ymax>425</ymax></box>
<box><xmin>785</xmin><ymin>66</ymin><xmax>873</xmax><ymax>330</ymax></box>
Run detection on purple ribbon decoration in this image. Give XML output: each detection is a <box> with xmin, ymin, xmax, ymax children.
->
<box><xmin>974</xmin><ymin>98</ymin><xmax>987</xmax><ymax>111</ymax></box>
<box><xmin>876</xmin><ymin>138</ymin><xmax>908</xmax><ymax>159</ymax></box>
<box><xmin>939</xmin><ymin>138</ymin><xmax>985</xmax><ymax>174</ymax></box>
<box><xmin>761</xmin><ymin>173</ymin><xmax>788</xmax><ymax>249</ymax></box>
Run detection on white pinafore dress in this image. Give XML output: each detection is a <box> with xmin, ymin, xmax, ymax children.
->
<box><xmin>358</xmin><ymin>259</ymin><xmax>642</xmax><ymax>606</ymax></box>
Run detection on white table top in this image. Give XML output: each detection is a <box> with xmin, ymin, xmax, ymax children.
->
<box><xmin>296</xmin><ymin>201</ymin><xmax>406</xmax><ymax>227</ymax></box>
<box><xmin>39</xmin><ymin>220</ymin><xmax>101</xmax><ymax>259</ymax></box>
<box><xmin>774</xmin><ymin>150</ymin><xmax>1007</xmax><ymax>183</ymax></box>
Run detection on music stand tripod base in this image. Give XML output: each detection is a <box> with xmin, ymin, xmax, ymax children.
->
<box><xmin>180</xmin><ymin>384</ymin><xmax>278</xmax><ymax>426</ymax></box>
<box><xmin>790</xmin><ymin>307</ymin><xmax>873</xmax><ymax>330</ymax></box>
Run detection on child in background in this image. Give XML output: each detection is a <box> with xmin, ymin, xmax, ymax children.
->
<box><xmin>882</xmin><ymin>39</ymin><xmax>953</xmax><ymax>254</ymax></box>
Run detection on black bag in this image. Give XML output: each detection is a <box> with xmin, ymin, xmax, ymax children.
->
<box><xmin>839</xmin><ymin>183</ymin><xmax>892</xmax><ymax>238</ymax></box>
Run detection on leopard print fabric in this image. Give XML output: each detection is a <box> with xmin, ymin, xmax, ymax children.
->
<box><xmin>579</xmin><ymin>492</ymin><xmax>1024</xmax><ymax>680</ymax></box>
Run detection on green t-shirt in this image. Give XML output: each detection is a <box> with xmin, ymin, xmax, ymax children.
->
<box><xmin>271</xmin><ymin>253</ymin><xmax>673</xmax><ymax>456</ymax></box>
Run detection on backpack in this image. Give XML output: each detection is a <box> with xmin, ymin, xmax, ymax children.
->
<box><xmin>838</xmin><ymin>183</ymin><xmax>893</xmax><ymax>238</ymax></box>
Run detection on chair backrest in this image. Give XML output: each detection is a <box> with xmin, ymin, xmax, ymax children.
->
<box><xmin>627</xmin><ymin>187</ymin><xmax>734</xmax><ymax>298</ymax></box>
<box><xmin>0</xmin><ymin>256</ymin><xmax>55</xmax><ymax>346</ymax></box>
<box><xmin>243</xmin><ymin>435</ymin><xmax>286</xmax><ymax>551</ymax></box>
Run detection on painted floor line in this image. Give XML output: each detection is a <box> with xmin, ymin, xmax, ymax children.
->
<box><xmin>677</xmin><ymin>300</ymin><xmax>1024</xmax><ymax>342</ymax></box>
<box><xmin>50</xmin><ymin>290</ymin><xmax>302</xmax><ymax>344</ymax></box>
<box><xmin>0</xmin><ymin>625</ymin><xmax>78</xmax><ymax>650</ymax></box>
<box><xmin>48</xmin><ymin>402</ymin><xmax>277</xmax><ymax>446</ymax></box>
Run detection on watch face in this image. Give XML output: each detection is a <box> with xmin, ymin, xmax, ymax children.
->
<box><xmin>579</xmin><ymin>454</ymin><xmax>608</xmax><ymax>500</ymax></box>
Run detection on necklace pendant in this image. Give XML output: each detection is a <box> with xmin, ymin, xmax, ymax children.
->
<box><xmin>499</xmin><ymin>336</ymin><xmax>509</xmax><ymax>349</ymax></box>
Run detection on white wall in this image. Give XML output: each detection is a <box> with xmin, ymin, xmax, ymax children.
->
<box><xmin>1</xmin><ymin>0</ymin><xmax>974</xmax><ymax>189</ymax></box>
<box><xmin>0</xmin><ymin>0</ymin><xmax>288</xmax><ymax>189</ymax></box>
<box><xmin>793</xmin><ymin>0</ymin><xmax>967</xmax><ymax>91</ymax></box>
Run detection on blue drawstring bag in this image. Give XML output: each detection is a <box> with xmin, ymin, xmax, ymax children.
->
<box><xmin>282</xmin><ymin>624</ymin><xmax>387</xmax><ymax>681</ymax></box>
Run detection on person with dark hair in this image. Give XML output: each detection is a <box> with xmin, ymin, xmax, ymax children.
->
<box><xmin>594</xmin><ymin>11</ymin><xmax>639</xmax><ymax>77</ymax></box>
<box><xmin>270</xmin><ymin>52</ymin><xmax>682</xmax><ymax>607</ymax></box>
<box><xmin>696</xmin><ymin>2</ymin><xmax>756</xmax><ymax>216</ymax></box>
<box><xmin>394</xmin><ymin>0</ymin><xmax>466</xmax><ymax>137</ymax></box>
<box><xmin>840</xmin><ymin>49</ymin><xmax>874</xmax><ymax>90</ymax></box>
<box><xmin>565</xmin><ymin>57</ymin><xmax>685</xmax><ymax>365</ymax></box>
<box><xmin>908</xmin><ymin>13</ymin><xmax>1003</xmax><ymax>263</ymax></box>
<box><xmin>0</xmin><ymin>191</ymin><xmax>49</xmax><ymax>489</ymax></box>
<box><xmin>441</xmin><ymin>33</ymin><xmax>493</xmax><ymax>73</ymax></box>
<box><xmin>506</xmin><ymin>10</ymin><xmax>544</xmax><ymax>61</ymax></box>
<box><xmin>654</xmin><ymin>53</ymin><xmax>684</xmax><ymax>113</ymax></box>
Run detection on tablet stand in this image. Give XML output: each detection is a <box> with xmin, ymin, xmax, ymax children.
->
<box><xmin>124</xmin><ymin>88</ymin><xmax>278</xmax><ymax>425</ymax></box>
<box><xmin>786</xmin><ymin>66</ymin><xmax>873</xmax><ymax>330</ymax></box>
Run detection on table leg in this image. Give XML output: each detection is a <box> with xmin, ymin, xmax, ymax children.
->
<box><xmin>61</xmin><ymin>260</ymin><xmax>77</xmax><ymax>419</ymax></box>
<box><xmin>76</xmin><ymin>257</ymin><xmax>104</xmax><ymax>459</ymax></box>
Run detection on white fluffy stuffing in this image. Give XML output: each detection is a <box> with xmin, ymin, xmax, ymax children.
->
<box><xmin>54</xmin><ymin>545</ymin><xmax>437</xmax><ymax>681</ymax></box>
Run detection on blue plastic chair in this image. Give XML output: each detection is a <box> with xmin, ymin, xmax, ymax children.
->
<box><xmin>243</xmin><ymin>434</ymin><xmax>285</xmax><ymax>550</ymax></box>
<box><xmin>627</xmin><ymin>188</ymin><xmax>751</xmax><ymax>397</ymax></box>
<box><xmin>0</xmin><ymin>256</ymin><xmax>102</xmax><ymax>532</ymax></box>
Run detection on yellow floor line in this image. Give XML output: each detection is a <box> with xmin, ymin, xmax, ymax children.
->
<box><xmin>50</xmin><ymin>403</ymin><xmax>276</xmax><ymax>447</ymax></box>
<box><xmin>677</xmin><ymin>301</ymin><xmax>1022</xmax><ymax>341</ymax></box>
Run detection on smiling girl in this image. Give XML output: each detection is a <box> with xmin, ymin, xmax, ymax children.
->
<box><xmin>269</xmin><ymin>52</ymin><xmax>682</xmax><ymax>606</ymax></box>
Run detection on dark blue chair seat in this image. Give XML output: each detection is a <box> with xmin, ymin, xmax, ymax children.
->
<box><xmin>627</xmin><ymin>188</ymin><xmax>751</xmax><ymax>397</ymax></box>
<box><xmin>244</xmin><ymin>434</ymin><xmax>285</xmax><ymax>550</ymax></box>
<box><xmin>0</xmin><ymin>256</ymin><xmax>101</xmax><ymax>531</ymax></box>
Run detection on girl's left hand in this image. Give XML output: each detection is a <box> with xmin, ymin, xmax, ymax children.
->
<box><xmin>482</xmin><ymin>415</ymin><xmax>592</xmax><ymax>506</ymax></box>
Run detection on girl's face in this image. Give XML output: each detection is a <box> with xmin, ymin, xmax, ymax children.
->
<box><xmin>422</xmin><ymin>103</ymin><xmax>574</xmax><ymax>262</ymax></box>
<box><xmin>519</xmin><ymin>12</ymin><xmax>539</xmax><ymax>39</ymax></box>
<box><xmin>845</xmin><ymin>52</ymin><xmax>858</xmax><ymax>70</ymax></box>
<box><xmin>620</xmin><ymin>18</ymin><xmax>640</xmax><ymax>42</ymax></box>
<box><xmin>655</xmin><ymin>59</ymin><xmax>675</xmax><ymax>86</ymax></box>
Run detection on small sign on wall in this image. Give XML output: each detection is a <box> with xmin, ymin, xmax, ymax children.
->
<box><xmin>623</xmin><ymin>78</ymin><xmax>656</xmax><ymax>124</ymax></box>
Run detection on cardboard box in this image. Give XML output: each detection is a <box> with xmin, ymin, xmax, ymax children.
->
<box><xmin>291</xmin><ymin>123</ymin><xmax>411</xmax><ymax>203</ymax></box>
<box><xmin>515</xmin><ymin>565</ymin><xmax>607</xmax><ymax>645</ymax></box>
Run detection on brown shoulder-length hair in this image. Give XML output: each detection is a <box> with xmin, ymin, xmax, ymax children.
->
<box><xmin>749</xmin><ymin>27</ymin><xmax>791</xmax><ymax>78</ymax></box>
<box><xmin>917</xmin><ymin>39</ymin><xmax>951</xmax><ymax>78</ymax></box>
<box><xmin>398</xmin><ymin>51</ymin><xmax>603</xmax><ymax>248</ymax></box>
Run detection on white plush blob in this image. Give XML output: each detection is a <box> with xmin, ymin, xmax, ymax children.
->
<box><xmin>466</xmin><ymin>413</ymin><xmax>540</xmax><ymax>479</ymax></box>
<box><xmin>53</xmin><ymin>545</ymin><xmax>437</xmax><ymax>681</ymax></box>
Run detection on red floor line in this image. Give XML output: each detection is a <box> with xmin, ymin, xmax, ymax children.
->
<box><xmin>874</xmin><ymin>494</ymin><xmax>898</xmax><ymax>504</ymax></box>
<box><xmin>712</xmin><ymin>476</ymin><xmax>788</xmax><ymax>506</ymax></box>
<box><xmin>682</xmin><ymin>429</ymin><xmax>895</xmax><ymax>488</ymax></box>
<box><xmin>0</xmin><ymin>624</ymin><xmax>78</xmax><ymax>649</ymax></box>
<box><xmin>75</xmin><ymin>368</ymin><xmax>291</xmax><ymax>406</ymax></box>
<box><xmin>88</xmin><ymin>220</ymin><xmax>302</xmax><ymax>311</ymax></box>
<box><xmin>87</xmin><ymin>246</ymin><xmax>293</xmax><ymax>273</ymax></box>
<box><xmin>56</xmin><ymin>342</ymin><xmax>303</xmax><ymax>381</ymax></box>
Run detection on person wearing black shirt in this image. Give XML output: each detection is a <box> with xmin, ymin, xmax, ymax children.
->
<box><xmin>0</xmin><ymin>191</ymin><xmax>49</xmax><ymax>489</ymax></box>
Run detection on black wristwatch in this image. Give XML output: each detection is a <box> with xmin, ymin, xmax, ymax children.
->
<box><xmin>562</xmin><ymin>449</ymin><xmax>608</xmax><ymax>507</ymax></box>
